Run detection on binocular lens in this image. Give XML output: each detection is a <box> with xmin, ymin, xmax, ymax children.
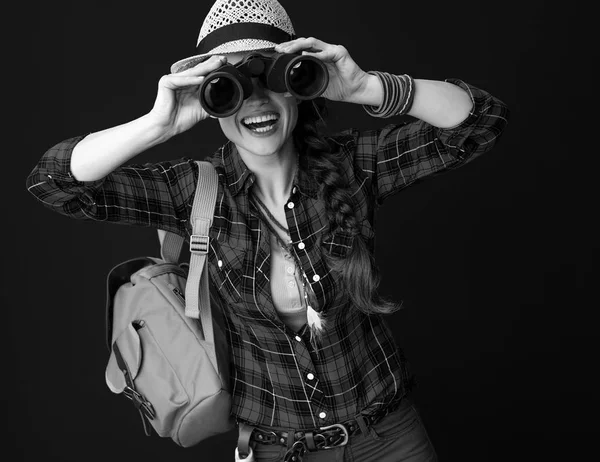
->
<box><xmin>202</xmin><ymin>76</ymin><xmax>242</xmax><ymax>116</ymax></box>
<box><xmin>199</xmin><ymin>54</ymin><xmax>328</xmax><ymax>117</ymax></box>
<box><xmin>287</xmin><ymin>59</ymin><xmax>327</xmax><ymax>99</ymax></box>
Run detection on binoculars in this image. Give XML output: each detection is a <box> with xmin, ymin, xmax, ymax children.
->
<box><xmin>199</xmin><ymin>52</ymin><xmax>329</xmax><ymax>118</ymax></box>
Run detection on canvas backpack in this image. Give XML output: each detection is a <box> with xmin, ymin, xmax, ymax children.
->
<box><xmin>104</xmin><ymin>161</ymin><xmax>236</xmax><ymax>447</ymax></box>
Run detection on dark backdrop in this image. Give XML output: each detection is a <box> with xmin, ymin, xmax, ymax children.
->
<box><xmin>8</xmin><ymin>1</ymin><xmax>594</xmax><ymax>461</ymax></box>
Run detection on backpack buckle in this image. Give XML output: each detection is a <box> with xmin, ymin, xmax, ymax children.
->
<box><xmin>123</xmin><ymin>386</ymin><xmax>156</xmax><ymax>420</ymax></box>
<box><xmin>190</xmin><ymin>234</ymin><xmax>209</xmax><ymax>255</ymax></box>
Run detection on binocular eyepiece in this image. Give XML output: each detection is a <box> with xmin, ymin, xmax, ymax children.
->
<box><xmin>199</xmin><ymin>52</ymin><xmax>329</xmax><ymax>118</ymax></box>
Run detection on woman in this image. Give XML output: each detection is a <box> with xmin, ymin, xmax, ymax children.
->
<box><xmin>26</xmin><ymin>0</ymin><xmax>509</xmax><ymax>461</ymax></box>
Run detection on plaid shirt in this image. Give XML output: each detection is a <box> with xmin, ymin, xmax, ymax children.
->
<box><xmin>26</xmin><ymin>78</ymin><xmax>509</xmax><ymax>430</ymax></box>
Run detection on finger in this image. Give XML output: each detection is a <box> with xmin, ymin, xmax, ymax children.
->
<box><xmin>301</xmin><ymin>44</ymin><xmax>347</xmax><ymax>63</ymax></box>
<box><xmin>176</xmin><ymin>55</ymin><xmax>227</xmax><ymax>76</ymax></box>
<box><xmin>275</xmin><ymin>37</ymin><xmax>332</xmax><ymax>54</ymax></box>
<box><xmin>159</xmin><ymin>73</ymin><xmax>206</xmax><ymax>90</ymax></box>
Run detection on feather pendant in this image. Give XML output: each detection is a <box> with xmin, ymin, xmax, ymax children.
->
<box><xmin>306</xmin><ymin>304</ymin><xmax>324</xmax><ymax>332</ymax></box>
<box><xmin>306</xmin><ymin>304</ymin><xmax>327</xmax><ymax>349</ymax></box>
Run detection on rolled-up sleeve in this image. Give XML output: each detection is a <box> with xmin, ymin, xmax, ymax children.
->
<box><xmin>353</xmin><ymin>79</ymin><xmax>510</xmax><ymax>204</ymax></box>
<box><xmin>25</xmin><ymin>136</ymin><xmax>198</xmax><ymax>237</ymax></box>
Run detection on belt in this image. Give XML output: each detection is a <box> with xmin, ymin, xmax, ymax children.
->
<box><xmin>237</xmin><ymin>397</ymin><xmax>406</xmax><ymax>462</ymax></box>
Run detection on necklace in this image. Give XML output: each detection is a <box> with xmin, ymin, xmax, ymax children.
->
<box><xmin>252</xmin><ymin>193</ymin><xmax>291</xmax><ymax>241</ymax></box>
<box><xmin>251</xmin><ymin>154</ymin><xmax>298</xmax><ymax>251</ymax></box>
<box><xmin>249</xmin><ymin>161</ymin><xmax>326</xmax><ymax>347</ymax></box>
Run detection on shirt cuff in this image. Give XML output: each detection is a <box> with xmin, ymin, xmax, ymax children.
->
<box><xmin>437</xmin><ymin>78</ymin><xmax>487</xmax><ymax>131</ymax></box>
<box><xmin>39</xmin><ymin>135</ymin><xmax>107</xmax><ymax>192</ymax></box>
<box><xmin>434</xmin><ymin>78</ymin><xmax>491</xmax><ymax>155</ymax></box>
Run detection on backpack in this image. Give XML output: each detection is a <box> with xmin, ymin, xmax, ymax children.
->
<box><xmin>104</xmin><ymin>160</ymin><xmax>236</xmax><ymax>447</ymax></box>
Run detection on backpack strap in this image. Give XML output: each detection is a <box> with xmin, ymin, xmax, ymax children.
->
<box><xmin>157</xmin><ymin>162</ymin><xmax>217</xmax><ymax>265</ymax></box>
<box><xmin>185</xmin><ymin>161</ymin><xmax>219</xmax><ymax>320</ymax></box>
<box><xmin>156</xmin><ymin>161</ymin><xmax>219</xmax><ymax>369</ymax></box>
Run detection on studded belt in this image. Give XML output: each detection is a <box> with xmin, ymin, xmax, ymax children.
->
<box><xmin>237</xmin><ymin>397</ymin><xmax>406</xmax><ymax>462</ymax></box>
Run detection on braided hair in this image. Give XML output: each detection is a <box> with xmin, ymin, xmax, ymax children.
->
<box><xmin>292</xmin><ymin>98</ymin><xmax>401</xmax><ymax>316</ymax></box>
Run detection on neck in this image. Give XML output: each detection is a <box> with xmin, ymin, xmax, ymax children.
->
<box><xmin>238</xmin><ymin>139</ymin><xmax>299</xmax><ymax>204</ymax></box>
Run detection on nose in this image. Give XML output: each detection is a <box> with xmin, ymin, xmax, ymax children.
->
<box><xmin>247</xmin><ymin>77</ymin><xmax>269</xmax><ymax>102</ymax></box>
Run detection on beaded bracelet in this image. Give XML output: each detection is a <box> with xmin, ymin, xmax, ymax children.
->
<box><xmin>362</xmin><ymin>71</ymin><xmax>416</xmax><ymax>118</ymax></box>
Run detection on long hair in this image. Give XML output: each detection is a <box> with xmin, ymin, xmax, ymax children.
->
<box><xmin>292</xmin><ymin>98</ymin><xmax>402</xmax><ymax>316</ymax></box>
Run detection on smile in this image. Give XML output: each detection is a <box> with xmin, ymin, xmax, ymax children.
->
<box><xmin>241</xmin><ymin>112</ymin><xmax>280</xmax><ymax>135</ymax></box>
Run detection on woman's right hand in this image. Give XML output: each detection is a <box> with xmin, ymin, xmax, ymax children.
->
<box><xmin>147</xmin><ymin>55</ymin><xmax>227</xmax><ymax>137</ymax></box>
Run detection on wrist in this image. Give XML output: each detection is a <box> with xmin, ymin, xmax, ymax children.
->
<box><xmin>140</xmin><ymin>113</ymin><xmax>175</xmax><ymax>146</ymax></box>
<box><xmin>347</xmin><ymin>72</ymin><xmax>384</xmax><ymax>106</ymax></box>
<box><xmin>361</xmin><ymin>72</ymin><xmax>416</xmax><ymax>118</ymax></box>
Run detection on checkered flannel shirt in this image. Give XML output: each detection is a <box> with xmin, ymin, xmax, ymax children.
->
<box><xmin>26</xmin><ymin>78</ymin><xmax>509</xmax><ymax>430</ymax></box>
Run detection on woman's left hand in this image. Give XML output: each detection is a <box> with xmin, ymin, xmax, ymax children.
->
<box><xmin>274</xmin><ymin>37</ymin><xmax>370</xmax><ymax>103</ymax></box>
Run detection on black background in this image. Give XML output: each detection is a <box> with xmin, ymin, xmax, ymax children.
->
<box><xmin>8</xmin><ymin>1</ymin><xmax>595</xmax><ymax>461</ymax></box>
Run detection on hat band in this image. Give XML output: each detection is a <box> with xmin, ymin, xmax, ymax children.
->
<box><xmin>196</xmin><ymin>22</ymin><xmax>296</xmax><ymax>54</ymax></box>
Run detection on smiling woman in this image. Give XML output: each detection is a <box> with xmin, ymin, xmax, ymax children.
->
<box><xmin>25</xmin><ymin>0</ymin><xmax>510</xmax><ymax>461</ymax></box>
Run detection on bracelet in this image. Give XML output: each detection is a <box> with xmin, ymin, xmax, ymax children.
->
<box><xmin>362</xmin><ymin>71</ymin><xmax>416</xmax><ymax>118</ymax></box>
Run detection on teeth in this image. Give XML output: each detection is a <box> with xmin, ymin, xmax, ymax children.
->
<box><xmin>242</xmin><ymin>113</ymin><xmax>279</xmax><ymax>125</ymax></box>
<box><xmin>253</xmin><ymin>125</ymin><xmax>274</xmax><ymax>133</ymax></box>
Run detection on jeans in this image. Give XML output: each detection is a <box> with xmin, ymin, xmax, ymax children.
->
<box><xmin>246</xmin><ymin>395</ymin><xmax>438</xmax><ymax>462</ymax></box>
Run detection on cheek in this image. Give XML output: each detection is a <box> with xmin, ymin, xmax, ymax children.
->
<box><xmin>218</xmin><ymin>117</ymin><xmax>240</xmax><ymax>140</ymax></box>
<box><xmin>285</xmin><ymin>101</ymin><xmax>299</xmax><ymax>131</ymax></box>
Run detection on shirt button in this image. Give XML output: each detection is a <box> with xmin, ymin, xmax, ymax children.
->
<box><xmin>312</xmin><ymin>274</ymin><xmax>320</xmax><ymax>282</ymax></box>
<box><xmin>307</xmin><ymin>373</ymin><xmax>314</xmax><ymax>380</ymax></box>
<box><xmin>319</xmin><ymin>412</ymin><xmax>327</xmax><ymax>419</ymax></box>
<box><xmin>217</xmin><ymin>260</ymin><xmax>223</xmax><ymax>268</ymax></box>
<box><xmin>288</xmin><ymin>281</ymin><xmax>296</xmax><ymax>288</ymax></box>
<box><xmin>295</xmin><ymin>335</ymin><xmax>302</xmax><ymax>341</ymax></box>
<box><xmin>287</xmin><ymin>202</ymin><xmax>295</xmax><ymax>209</ymax></box>
<box><xmin>298</xmin><ymin>242</ymin><xmax>305</xmax><ymax>250</ymax></box>
<box><xmin>286</xmin><ymin>266</ymin><xmax>294</xmax><ymax>274</ymax></box>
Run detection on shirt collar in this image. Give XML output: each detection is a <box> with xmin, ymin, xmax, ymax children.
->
<box><xmin>219</xmin><ymin>140</ymin><xmax>319</xmax><ymax>199</ymax></box>
<box><xmin>295</xmin><ymin>154</ymin><xmax>319</xmax><ymax>198</ymax></box>
<box><xmin>220</xmin><ymin>141</ymin><xmax>254</xmax><ymax>196</ymax></box>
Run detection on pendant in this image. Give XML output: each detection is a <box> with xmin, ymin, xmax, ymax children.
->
<box><xmin>305</xmin><ymin>295</ymin><xmax>327</xmax><ymax>349</ymax></box>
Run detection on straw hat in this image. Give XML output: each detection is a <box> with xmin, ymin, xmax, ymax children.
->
<box><xmin>170</xmin><ymin>0</ymin><xmax>296</xmax><ymax>74</ymax></box>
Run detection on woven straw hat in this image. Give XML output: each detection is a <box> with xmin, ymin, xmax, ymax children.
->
<box><xmin>170</xmin><ymin>0</ymin><xmax>296</xmax><ymax>74</ymax></box>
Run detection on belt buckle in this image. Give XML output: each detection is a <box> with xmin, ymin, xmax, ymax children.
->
<box><xmin>317</xmin><ymin>423</ymin><xmax>349</xmax><ymax>449</ymax></box>
<box><xmin>253</xmin><ymin>429</ymin><xmax>278</xmax><ymax>445</ymax></box>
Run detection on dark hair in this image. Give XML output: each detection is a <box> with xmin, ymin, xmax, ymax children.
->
<box><xmin>293</xmin><ymin>98</ymin><xmax>402</xmax><ymax>316</ymax></box>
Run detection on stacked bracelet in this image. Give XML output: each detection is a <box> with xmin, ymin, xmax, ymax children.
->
<box><xmin>362</xmin><ymin>71</ymin><xmax>416</xmax><ymax>118</ymax></box>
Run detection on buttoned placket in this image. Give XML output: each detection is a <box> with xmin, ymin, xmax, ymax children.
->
<box><xmin>247</xmin><ymin>184</ymin><xmax>331</xmax><ymax>425</ymax></box>
<box><xmin>249</xmin><ymin>184</ymin><xmax>309</xmax><ymax>327</ymax></box>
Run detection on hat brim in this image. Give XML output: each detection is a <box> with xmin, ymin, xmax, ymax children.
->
<box><xmin>170</xmin><ymin>39</ymin><xmax>278</xmax><ymax>73</ymax></box>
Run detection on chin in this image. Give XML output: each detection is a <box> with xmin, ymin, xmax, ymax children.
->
<box><xmin>232</xmin><ymin>123</ymin><xmax>295</xmax><ymax>158</ymax></box>
<box><xmin>241</xmin><ymin>138</ymin><xmax>286</xmax><ymax>157</ymax></box>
